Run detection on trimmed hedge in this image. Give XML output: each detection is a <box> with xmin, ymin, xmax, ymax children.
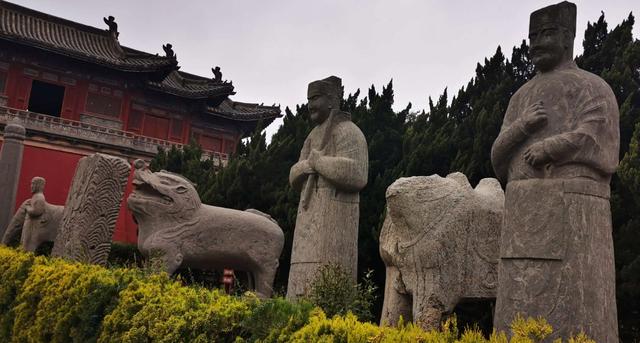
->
<box><xmin>0</xmin><ymin>246</ymin><xmax>593</xmax><ymax>342</ymax></box>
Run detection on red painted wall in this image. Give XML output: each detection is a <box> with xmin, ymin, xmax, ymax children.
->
<box><xmin>11</xmin><ymin>144</ymin><xmax>138</xmax><ymax>244</ymax></box>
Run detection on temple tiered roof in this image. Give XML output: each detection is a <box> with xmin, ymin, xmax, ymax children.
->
<box><xmin>0</xmin><ymin>1</ymin><xmax>281</xmax><ymax>126</ymax></box>
<box><xmin>0</xmin><ymin>1</ymin><xmax>177</xmax><ymax>72</ymax></box>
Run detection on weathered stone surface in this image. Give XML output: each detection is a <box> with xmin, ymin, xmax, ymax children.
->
<box><xmin>127</xmin><ymin>161</ymin><xmax>284</xmax><ymax>297</ymax></box>
<box><xmin>379</xmin><ymin>173</ymin><xmax>504</xmax><ymax>330</ymax></box>
<box><xmin>0</xmin><ymin>118</ymin><xmax>25</xmax><ymax>239</ymax></box>
<box><xmin>1</xmin><ymin>177</ymin><xmax>63</xmax><ymax>251</ymax></box>
<box><xmin>52</xmin><ymin>153</ymin><xmax>130</xmax><ymax>265</ymax></box>
<box><xmin>491</xmin><ymin>2</ymin><xmax>619</xmax><ymax>341</ymax></box>
<box><xmin>287</xmin><ymin>76</ymin><xmax>368</xmax><ymax>299</ymax></box>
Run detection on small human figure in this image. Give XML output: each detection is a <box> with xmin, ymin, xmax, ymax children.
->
<box><xmin>163</xmin><ymin>43</ymin><xmax>175</xmax><ymax>59</ymax></box>
<box><xmin>103</xmin><ymin>16</ymin><xmax>119</xmax><ymax>38</ymax></box>
<box><xmin>212</xmin><ymin>66</ymin><xmax>223</xmax><ymax>82</ymax></box>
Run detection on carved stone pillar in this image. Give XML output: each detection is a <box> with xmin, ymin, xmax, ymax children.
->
<box><xmin>52</xmin><ymin>153</ymin><xmax>130</xmax><ymax>265</ymax></box>
<box><xmin>0</xmin><ymin>119</ymin><xmax>26</xmax><ymax>238</ymax></box>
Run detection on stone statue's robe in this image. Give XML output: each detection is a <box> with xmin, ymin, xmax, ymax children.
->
<box><xmin>287</xmin><ymin>111</ymin><xmax>368</xmax><ymax>298</ymax></box>
<box><xmin>491</xmin><ymin>61</ymin><xmax>619</xmax><ymax>342</ymax></box>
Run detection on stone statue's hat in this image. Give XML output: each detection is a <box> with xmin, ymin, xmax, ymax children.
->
<box><xmin>530</xmin><ymin>1</ymin><xmax>576</xmax><ymax>36</ymax></box>
<box><xmin>308</xmin><ymin>76</ymin><xmax>343</xmax><ymax>98</ymax></box>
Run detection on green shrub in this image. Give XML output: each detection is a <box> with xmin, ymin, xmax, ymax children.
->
<box><xmin>98</xmin><ymin>274</ymin><xmax>252</xmax><ymax>343</ymax></box>
<box><xmin>239</xmin><ymin>297</ymin><xmax>314</xmax><ymax>342</ymax></box>
<box><xmin>10</xmin><ymin>256</ymin><xmax>137</xmax><ymax>343</ymax></box>
<box><xmin>107</xmin><ymin>242</ymin><xmax>144</xmax><ymax>268</ymax></box>
<box><xmin>0</xmin><ymin>247</ymin><xmax>36</xmax><ymax>340</ymax></box>
<box><xmin>306</xmin><ymin>264</ymin><xmax>378</xmax><ymax>322</ymax></box>
<box><xmin>0</xmin><ymin>246</ymin><xmax>596</xmax><ymax>343</ymax></box>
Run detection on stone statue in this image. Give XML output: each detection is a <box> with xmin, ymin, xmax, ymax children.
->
<box><xmin>491</xmin><ymin>2</ymin><xmax>619</xmax><ymax>341</ymax></box>
<box><xmin>52</xmin><ymin>153</ymin><xmax>131</xmax><ymax>265</ymax></box>
<box><xmin>103</xmin><ymin>16</ymin><xmax>119</xmax><ymax>38</ymax></box>
<box><xmin>0</xmin><ymin>119</ymin><xmax>25</xmax><ymax>238</ymax></box>
<box><xmin>127</xmin><ymin>160</ymin><xmax>284</xmax><ymax>297</ymax></box>
<box><xmin>1</xmin><ymin>177</ymin><xmax>63</xmax><ymax>251</ymax></box>
<box><xmin>379</xmin><ymin>173</ymin><xmax>504</xmax><ymax>330</ymax></box>
<box><xmin>287</xmin><ymin>76</ymin><xmax>368</xmax><ymax>299</ymax></box>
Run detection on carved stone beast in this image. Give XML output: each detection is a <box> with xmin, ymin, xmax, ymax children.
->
<box><xmin>379</xmin><ymin>172</ymin><xmax>504</xmax><ymax>330</ymax></box>
<box><xmin>127</xmin><ymin>161</ymin><xmax>284</xmax><ymax>297</ymax></box>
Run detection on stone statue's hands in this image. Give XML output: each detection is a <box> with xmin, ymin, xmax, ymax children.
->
<box><xmin>299</xmin><ymin>159</ymin><xmax>315</xmax><ymax>175</ymax></box>
<box><xmin>523</xmin><ymin>141</ymin><xmax>550</xmax><ymax>167</ymax></box>
<box><xmin>308</xmin><ymin>149</ymin><xmax>322</xmax><ymax>170</ymax></box>
<box><xmin>521</xmin><ymin>101</ymin><xmax>548</xmax><ymax>135</ymax></box>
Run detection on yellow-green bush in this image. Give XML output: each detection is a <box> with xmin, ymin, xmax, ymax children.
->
<box><xmin>10</xmin><ymin>255</ymin><xmax>137</xmax><ymax>343</ymax></box>
<box><xmin>0</xmin><ymin>247</ymin><xmax>37</xmax><ymax>340</ymax></box>
<box><xmin>240</xmin><ymin>297</ymin><xmax>315</xmax><ymax>342</ymax></box>
<box><xmin>98</xmin><ymin>274</ymin><xmax>252</xmax><ymax>343</ymax></box>
<box><xmin>0</xmin><ymin>246</ymin><xmax>595</xmax><ymax>343</ymax></box>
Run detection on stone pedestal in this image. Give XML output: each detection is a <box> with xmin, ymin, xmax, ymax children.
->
<box><xmin>52</xmin><ymin>153</ymin><xmax>130</xmax><ymax>265</ymax></box>
<box><xmin>0</xmin><ymin>119</ymin><xmax>25</xmax><ymax>239</ymax></box>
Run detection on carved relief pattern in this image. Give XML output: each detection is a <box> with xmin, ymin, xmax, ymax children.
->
<box><xmin>52</xmin><ymin>154</ymin><xmax>130</xmax><ymax>265</ymax></box>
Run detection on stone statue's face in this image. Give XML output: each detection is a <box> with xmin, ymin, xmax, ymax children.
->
<box><xmin>529</xmin><ymin>25</ymin><xmax>568</xmax><ymax>72</ymax></box>
<box><xmin>31</xmin><ymin>179</ymin><xmax>44</xmax><ymax>193</ymax></box>
<box><xmin>308</xmin><ymin>92</ymin><xmax>332</xmax><ymax>125</ymax></box>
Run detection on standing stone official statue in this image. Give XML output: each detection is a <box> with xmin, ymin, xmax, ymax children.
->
<box><xmin>491</xmin><ymin>2</ymin><xmax>619</xmax><ymax>341</ymax></box>
<box><xmin>287</xmin><ymin>76</ymin><xmax>368</xmax><ymax>299</ymax></box>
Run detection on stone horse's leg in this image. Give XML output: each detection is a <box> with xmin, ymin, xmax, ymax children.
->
<box><xmin>149</xmin><ymin>245</ymin><xmax>183</xmax><ymax>275</ymax></box>
<box><xmin>380</xmin><ymin>265</ymin><xmax>413</xmax><ymax>326</ymax></box>
<box><xmin>252</xmin><ymin>259</ymin><xmax>278</xmax><ymax>298</ymax></box>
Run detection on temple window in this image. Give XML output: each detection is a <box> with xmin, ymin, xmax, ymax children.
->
<box><xmin>28</xmin><ymin>80</ymin><xmax>65</xmax><ymax>117</ymax></box>
<box><xmin>85</xmin><ymin>84</ymin><xmax>122</xmax><ymax>118</ymax></box>
<box><xmin>0</xmin><ymin>71</ymin><xmax>6</xmax><ymax>94</ymax></box>
<box><xmin>127</xmin><ymin>110</ymin><xmax>144</xmax><ymax>132</ymax></box>
<box><xmin>170</xmin><ymin>119</ymin><xmax>183</xmax><ymax>140</ymax></box>
<box><xmin>200</xmin><ymin>134</ymin><xmax>222</xmax><ymax>152</ymax></box>
<box><xmin>224</xmin><ymin>139</ymin><xmax>236</xmax><ymax>154</ymax></box>
<box><xmin>142</xmin><ymin>114</ymin><xmax>170</xmax><ymax>140</ymax></box>
<box><xmin>191</xmin><ymin>128</ymin><xmax>222</xmax><ymax>152</ymax></box>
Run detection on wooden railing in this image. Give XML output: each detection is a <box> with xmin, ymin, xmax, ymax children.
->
<box><xmin>0</xmin><ymin>106</ymin><xmax>228</xmax><ymax>165</ymax></box>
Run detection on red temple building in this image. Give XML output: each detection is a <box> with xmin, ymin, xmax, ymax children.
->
<box><xmin>0</xmin><ymin>1</ymin><xmax>281</xmax><ymax>243</ymax></box>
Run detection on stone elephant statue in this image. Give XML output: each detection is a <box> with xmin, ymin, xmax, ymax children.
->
<box><xmin>379</xmin><ymin>172</ymin><xmax>504</xmax><ymax>330</ymax></box>
<box><xmin>127</xmin><ymin>161</ymin><xmax>284</xmax><ymax>297</ymax></box>
<box><xmin>2</xmin><ymin>180</ymin><xmax>64</xmax><ymax>252</ymax></box>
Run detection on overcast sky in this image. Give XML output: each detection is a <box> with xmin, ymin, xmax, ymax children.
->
<box><xmin>11</xmin><ymin>0</ymin><xmax>640</xmax><ymax>139</ymax></box>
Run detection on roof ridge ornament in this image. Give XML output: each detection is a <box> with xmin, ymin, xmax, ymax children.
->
<box><xmin>211</xmin><ymin>66</ymin><xmax>223</xmax><ymax>82</ymax></box>
<box><xmin>103</xmin><ymin>16</ymin><xmax>119</xmax><ymax>39</ymax></box>
<box><xmin>163</xmin><ymin>43</ymin><xmax>176</xmax><ymax>60</ymax></box>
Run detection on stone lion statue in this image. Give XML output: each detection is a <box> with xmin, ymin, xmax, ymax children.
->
<box><xmin>127</xmin><ymin>161</ymin><xmax>284</xmax><ymax>297</ymax></box>
<box><xmin>379</xmin><ymin>172</ymin><xmax>504</xmax><ymax>330</ymax></box>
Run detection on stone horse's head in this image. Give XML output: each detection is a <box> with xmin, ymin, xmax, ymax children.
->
<box><xmin>127</xmin><ymin>160</ymin><xmax>201</xmax><ymax>225</ymax></box>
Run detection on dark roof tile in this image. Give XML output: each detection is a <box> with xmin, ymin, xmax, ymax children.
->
<box><xmin>147</xmin><ymin>70</ymin><xmax>235</xmax><ymax>99</ymax></box>
<box><xmin>208</xmin><ymin>99</ymin><xmax>281</xmax><ymax>122</ymax></box>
